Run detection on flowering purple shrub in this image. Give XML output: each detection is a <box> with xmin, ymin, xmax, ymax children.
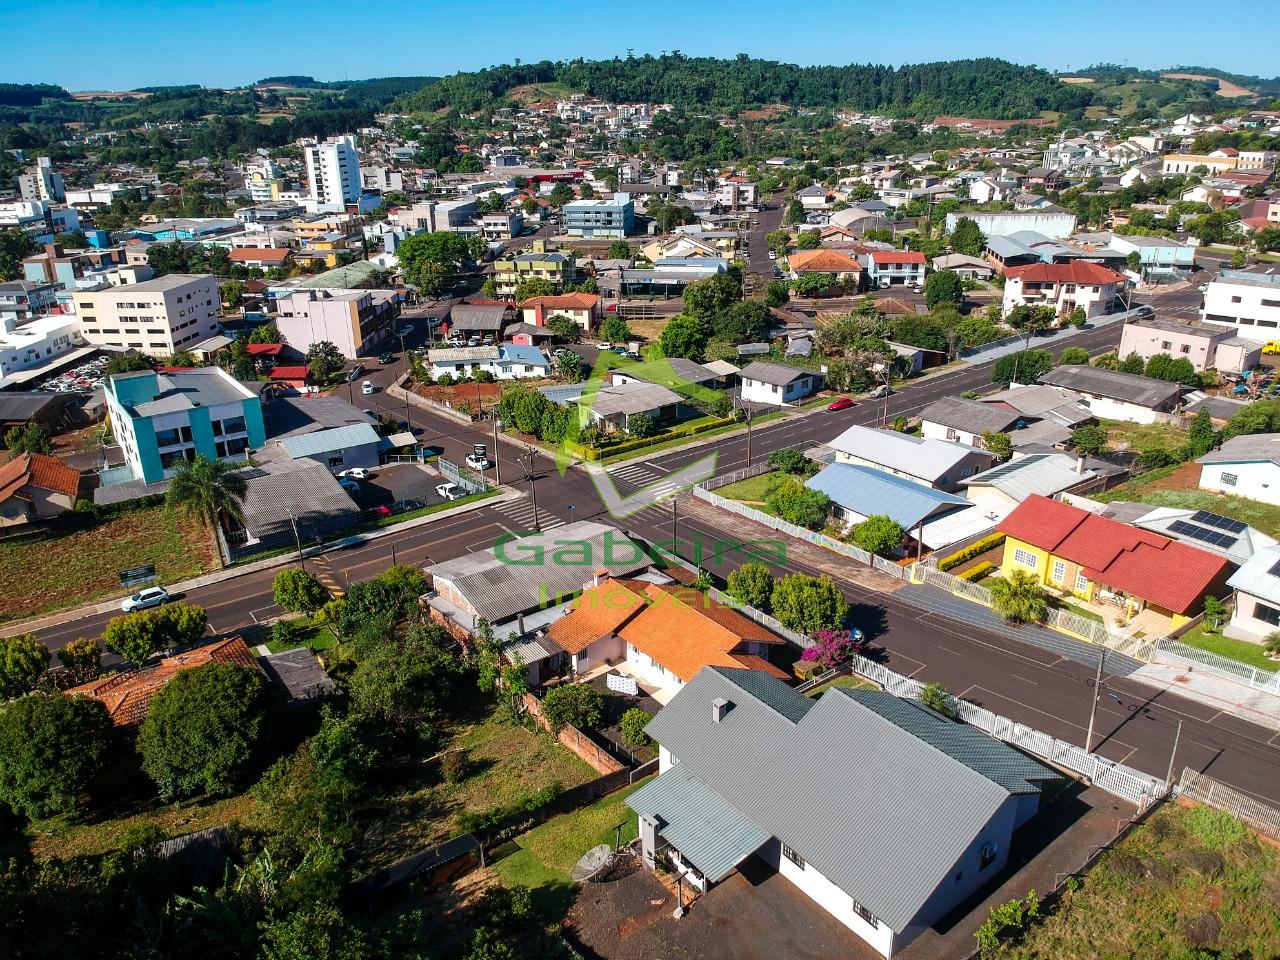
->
<box><xmin>800</xmin><ymin>628</ymin><xmax>862</xmax><ymax>671</ymax></box>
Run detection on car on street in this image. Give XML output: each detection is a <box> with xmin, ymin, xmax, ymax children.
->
<box><xmin>466</xmin><ymin>453</ymin><xmax>492</xmax><ymax>471</ymax></box>
<box><xmin>395</xmin><ymin>324</ymin><xmax>415</xmax><ymax>337</ymax></box>
<box><xmin>346</xmin><ymin>364</ymin><xmax>365</xmax><ymax>382</ymax></box>
<box><xmin>597</xmin><ymin>342</ymin><xmax>613</xmax><ymax>351</ymax></box>
<box><xmin>338</xmin><ymin>478</ymin><xmax>362</xmax><ymax>493</ymax></box>
<box><xmin>122</xmin><ymin>586</ymin><xmax>170</xmax><ymax>612</ymax></box>
<box><xmin>435</xmin><ymin>482</ymin><xmax>461</xmax><ymax>501</ymax></box>
<box><xmin>768</xmin><ymin>250</ymin><xmax>777</xmax><ymax>260</ymax></box>
<box><xmin>361</xmin><ymin>380</ymin><xmax>375</xmax><ymax>395</ymax></box>
<box><xmin>378</xmin><ymin>352</ymin><xmax>394</xmax><ymax>364</ymax></box>
<box><xmin>336</xmin><ymin>467</ymin><xmax>371</xmax><ymax>480</ymax></box>
<box><xmin>827</xmin><ymin>396</ymin><xmax>854</xmax><ymax>411</ymax></box>
<box><xmin>868</xmin><ymin>384</ymin><xmax>892</xmax><ymax>400</ymax></box>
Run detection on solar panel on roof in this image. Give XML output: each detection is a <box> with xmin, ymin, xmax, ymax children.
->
<box><xmin>1168</xmin><ymin>519</ymin><xmax>1239</xmax><ymax>549</ymax></box>
<box><xmin>1189</xmin><ymin>511</ymin><xmax>1248</xmax><ymax>534</ymax></box>
<box><xmin>1269</xmin><ymin>560</ymin><xmax>1280</xmax><ymax>578</ymax></box>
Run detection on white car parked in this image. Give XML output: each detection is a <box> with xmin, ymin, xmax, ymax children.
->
<box><xmin>466</xmin><ymin>453</ymin><xmax>492</xmax><ymax>471</ymax></box>
<box><xmin>435</xmin><ymin>482</ymin><xmax>461</xmax><ymax>501</ymax></box>
<box><xmin>336</xmin><ymin>467</ymin><xmax>371</xmax><ymax>480</ymax></box>
<box><xmin>121</xmin><ymin>586</ymin><xmax>170</xmax><ymax>612</ymax></box>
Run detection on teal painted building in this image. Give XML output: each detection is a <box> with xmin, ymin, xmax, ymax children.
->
<box><xmin>105</xmin><ymin>368</ymin><xmax>266</xmax><ymax>484</ymax></box>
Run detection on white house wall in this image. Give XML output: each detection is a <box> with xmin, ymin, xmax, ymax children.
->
<box><xmin>1076</xmin><ymin>394</ymin><xmax>1167</xmax><ymax>426</ymax></box>
<box><xmin>1199</xmin><ymin>461</ymin><xmax>1280</xmax><ymax>506</ymax></box>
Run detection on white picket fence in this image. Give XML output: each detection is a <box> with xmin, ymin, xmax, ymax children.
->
<box><xmin>1154</xmin><ymin>637</ymin><xmax>1280</xmax><ymax>696</ymax></box>
<box><xmin>1177</xmin><ymin>768</ymin><xmax>1280</xmax><ymax>841</ymax></box>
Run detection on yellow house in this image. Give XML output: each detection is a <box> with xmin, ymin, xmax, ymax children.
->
<box><xmin>997</xmin><ymin>495</ymin><xmax>1232</xmax><ymax>630</ymax></box>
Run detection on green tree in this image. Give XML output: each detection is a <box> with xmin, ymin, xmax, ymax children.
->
<box><xmin>1230</xmin><ymin>248</ymin><xmax>1247</xmax><ymax>269</ymax></box>
<box><xmin>627</xmin><ymin>413</ymin><xmax>658</xmax><ymax>438</ymax></box>
<box><xmin>659</xmin><ymin>313</ymin><xmax>708</xmax><ymax>361</ymax></box>
<box><xmin>712</xmin><ymin>300</ymin><xmax>770</xmax><ymax>344</ymax></box>
<box><xmin>347</xmin><ymin>624</ymin><xmax>465</xmax><ymax>737</ymax></box>
<box><xmin>919</xmin><ymin>681</ymin><xmax>957</xmax><ymax>719</ymax></box>
<box><xmin>55</xmin><ymin>229</ymin><xmax>89</xmax><ymax>249</ymax></box>
<box><xmin>272</xmin><ymin>568</ymin><xmax>329</xmax><ymax>613</ymax></box>
<box><xmin>1118</xmin><ymin>352</ymin><xmax>1146</xmax><ymax>375</ymax></box>
<box><xmin>924</xmin><ymin>270</ymin><xmax>963</xmax><ymax>310</ymax></box>
<box><xmin>727</xmin><ymin>562</ymin><xmax>774</xmax><ymax>612</ymax></box>
<box><xmin>767</xmin><ymin>447</ymin><xmax>811</xmax><ymax>476</ymax></box>
<box><xmin>0</xmin><ymin>228</ymin><xmax>37</xmax><ymax>279</ymax></box>
<box><xmin>1059</xmin><ymin>346</ymin><xmax>1090</xmax><ymax>365</ymax></box>
<box><xmin>105</xmin><ymin>353</ymin><xmax>155</xmax><ymax>376</ymax></box>
<box><xmin>1067</xmin><ymin>306</ymin><xmax>1087</xmax><ymax>328</ymax></box>
<box><xmin>790</xmin><ymin>272</ymin><xmax>836</xmax><ymax>296</ymax></box>
<box><xmin>1202</xmin><ymin>594</ymin><xmax>1227</xmax><ymax>630</ymax></box>
<box><xmin>948</xmin><ymin>217</ymin><xmax>986</xmax><ymax>257</ymax></box>
<box><xmin>682</xmin><ymin>273</ymin><xmax>740</xmax><ymax>321</ymax></box>
<box><xmin>540</xmin><ymin>682</ymin><xmax>604</xmax><ymax>733</ymax></box>
<box><xmin>619</xmin><ymin>708</ymin><xmax>652</xmax><ymax>747</ymax></box>
<box><xmin>600</xmin><ymin>315</ymin><xmax>631</xmax><ymax>343</ymax></box>
<box><xmin>765</xmin><ymin>279</ymin><xmax>790</xmax><ymax>308</ymax></box>
<box><xmin>1126</xmin><ymin>250</ymin><xmax>1143</xmax><ymax>274</ymax></box>
<box><xmin>0</xmin><ymin>693</ymin><xmax>112</xmax><ymax>819</ymax></box>
<box><xmin>137</xmin><ymin>662</ymin><xmax>271</xmax><ymax>800</ymax></box>
<box><xmin>58</xmin><ymin>637</ymin><xmax>102</xmax><ymax>685</ymax></box>
<box><xmin>851</xmin><ymin>514</ymin><xmax>904</xmax><ymax>557</ymax></box>
<box><xmin>796</xmin><ymin>229</ymin><xmax>821</xmax><ymax>250</ymax></box>
<box><xmin>546</xmin><ymin>314</ymin><xmax>580</xmax><ymax>342</ymax></box>
<box><xmin>1188</xmin><ymin>408</ymin><xmax>1216</xmax><ymax>458</ymax></box>
<box><xmin>770</xmin><ymin>574</ymin><xmax>848</xmax><ymax>634</ymax></box>
<box><xmin>259</xmin><ymin>903</ymin><xmax>373</xmax><ymax>960</ymax></box>
<box><xmin>992</xmin><ymin>349</ymin><xmax>1053</xmax><ymax>388</ymax></box>
<box><xmin>556</xmin><ymin>351</ymin><xmax>585</xmax><ymax>382</ymax></box>
<box><xmin>606</xmin><ymin>239</ymin><xmax>633</xmax><ymax>259</ymax></box>
<box><xmin>305</xmin><ymin>340</ymin><xmax>345</xmax><ymax>380</ymax></box>
<box><xmin>166</xmin><ymin>454</ymin><xmax>248</xmax><ymax>542</ymax></box>
<box><xmin>219</xmin><ymin>278</ymin><xmax>246</xmax><ymax>311</ymax></box>
<box><xmin>547</xmin><ymin>183</ymin><xmax>574</xmax><ymax>209</ymax></box>
<box><xmin>766</xmin><ymin>476</ymin><xmax>830</xmax><ymax>530</ymax></box>
<box><xmin>0</xmin><ymin>633</ymin><xmax>50</xmax><ymax>700</ymax></box>
<box><xmin>980</xmin><ymin>431</ymin><xmax>1013</xmax><ymax>459</ymax></box>
<box><xmin>785</xmin><ymin>198</ymin><xmax>805</xmax><ymax>224</ymax></box>
<box><xmin>989</xmin><ymin>570</ymin><xmax>1048</xmax><ymax>625</ymax></box>
<box><xmin>513</xmin><ymin>276</ymin><xmax>555</xmax><ymax>303</ymax></box>
<box><xmin>3</xmin><ymin>421</ymin><xmax>53</xmax><ymax>455</ymax></box>
<box><xmin>103</xmin><ymin>602</ymin><xmax>209</xmax><ymax>665</ymax></box>
<box><xmin>247</xmin><ymin>322</ymin><xmax>280</xmax><ymax>344</ymax></box>
<box><xmin>1071</xmin><ymin>424</ymin><xmax>1108</xmax><ymax>455</ymax></box>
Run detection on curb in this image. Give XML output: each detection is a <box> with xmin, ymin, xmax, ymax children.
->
<box><xmin>0</xmin><ymin>486</ymin><xmax>522</xmax><ymax>639</ymax></box>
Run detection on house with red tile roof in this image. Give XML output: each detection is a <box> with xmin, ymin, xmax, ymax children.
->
<box><xmin>227</xmin><ymin>247</ymin><xmax>292</xmax><ymax>269</ymax></box>
<box><xmin>786</xmin><ymin>248</ymin><xmax>863</xmax><ymax>283</ymax></box>
<box><xmin>64</xmin><ymin>637</ymin><xmax>261</xmax><ymax>727</ymax></box>
<box><xmin>0</xmin><ymin>453</ymin><xmax>81</xmax><ymax>527</ymax></box>
<box><xmin>865</xmin><ymin>250</ymin><xmax>926</xmax><ymax>288</ymax></box>
<box><xmin>544</xmin><ymin>578</ymin><xmax>789</xmax><ymax>701</ymax></box>
<box><xmin>518</xmin><ymin>292</ymin><xmax>601</xmax><ymax>333</ymax></box>
<box><xmin>1002</xmin><ymin>261</ymin><xmax>1127</xmax><ymax>321</ymax></box>
<box><xmin>997</xmin><ymin>494</ymin><xmax>1231</xmax><ymax>627</ymax></box>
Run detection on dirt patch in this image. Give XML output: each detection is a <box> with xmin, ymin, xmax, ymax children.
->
<box><xmin>1059</xmin><ymin>77</ymin><xmax>1097</xmax><ymax>85</ymax></box>
<box><xmin>739</xmin><ymin>104</ymin><xmax>790</xmax><ymax>121</ymax></box>
<box><xmin>621</xmin><ymin>318</ymin><xmax>668</xmax><ymax>343</ymax></box>
<box><xmin>412</xmin><ymin>380</ymin><xmax>503</xmax><ymax>407</ymax></box>
<box><xmin>1142</xmin><ymin>460</ymin><xmax>1202</xmax><ymax>492</ymax></box>
<box><xmin>1161</xmin><ymin>73</ymin><xmax>1255</xmax><ymax>98</ymax></box>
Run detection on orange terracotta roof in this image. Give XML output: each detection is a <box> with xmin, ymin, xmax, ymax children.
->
<box><xmin>618</xmin><ymin>583</ymin><xmax>785</xmax><ymax>684</ymax></box>
<box><xmin>520</xmin><ymin>292</ymin><xmax>601</xmax><ymax>310</ymax></box>
<box><xmin>0</xmin><ymin>453</ymin><xmax>80</xmax><ymax>502</ymax></box>
<box><xmin>726</xmin><ymin>652</ymin><xmax>791</xmax><ymax>680</ymax></box>
<box><xmin>546</xmin><ymin>579</ymin><xmax>647</xmax><ymax>654</ymax></box>
<box><xmin>1005</xmin><ymin>262</ymin><xmax>1127</xmax><ymax>285</ymax></box>
<box><xmin>787</xmin><ymin>249</ymin><xmax>863</xmax><ymax>274</ymax></box>
<box><xmin>227</xmin><ymin>247</ymin><xmax>291</xmax><ymax>264</ymax></box>
<box><xmin>65</xmin><ymin>636</ymin><xmax>261</xmax><ymax>727</ymax></box>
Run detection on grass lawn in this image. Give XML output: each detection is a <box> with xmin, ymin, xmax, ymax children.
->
<box><xmin>804</xmin><ymin>674</ymin><xmax>879</xmax><ymax>697</ymax></box>
<box><xmin>265</xmin><ymin>620</ymin><xmax>339</xmax><ymax>654</ymax></box>
<box><xmin>1099</xmin><ymin>418</ymin><xmax>1189</xmax><ymax>458</ymax></box>
<box><xmin>1095</xmin><ymin>487</ymin><xmax>1280</xmax><ymax>539</ymax></box>
<box><xmin>1174</xmin><ymin>622</ymin><xmax>1279</xmax><ymax>673</ymax></box>
<box><xmin>715</xmin><ymin>469</ymin><xmax>784</xmax><ymax>503</ymax></box>
<box><xmin>492</xmin><ymin>781</ymin><xmax>646</xmax><ymax>921</ymax></box>
<box><xmin>0</xmin><ymin>502</ymin><xmax>216</xmax><ymax>624</ymax></box>
<box><xmin>353</xmin><ymin>708</ymin><xmax>598</xmax><ymax>874</ymax></box>
<box><xmin>593</xmin><ymin>411</ymin><xmax>785</xmax><ymax>465</ymax></box>
<box><xmin>996</xmin><ymin>801</ymin><xmax>1280</xmax><ymax>959</ymax></box>
<box><xmin>1051</xmin><ymin>599</ymin><xmax>1104</xmax><ymax>623</ymax></box>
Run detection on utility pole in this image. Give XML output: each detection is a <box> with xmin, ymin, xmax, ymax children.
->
<box><xmin>518</xmin><ymin>445</ymin><xmax>540</xmax><ymax>531</ymax></box>
<box><xmin>493</xmin><ymin>417</ymin><xmax>502</xmax><ymax>484</ymax></box>
<box><xmin>1085</xmin><ymin>646</ymin><xmax>1107</xmax><ymax>753</ymax></box>
<box><xmin>671</xmin><ymin>496</ymin><xmax>678</xmax><ymax>552</ymax></box>
<box><xmin>287</xmin><ymin>509</ymin><xmax>304</xmax><ymax>571</ymax></box>
<box><xmin>1165</xmin><ymin>719</ymin><xmax>1183</xmax><ymax>790</ymax></box>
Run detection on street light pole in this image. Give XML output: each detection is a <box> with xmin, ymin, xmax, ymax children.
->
<box><xmin>287</xmin><ymin>509</ymin><xmax>304</xmax><ymax>571</ymax></box>
<box><xmin>493</xmin><ymin>417</ymin><xmax>502</xmax><ymax>485</ymax></box>
<box><xmin>518</xmin><ymin>445</ymin><xmax>540</xmax><ymax>531</ymax></box>
<box><xmin>1085</xmin><ymin>646</ymin><xmax>1107</xmax><ymax>753</ymax></box>
<box><xmin>1165</xmin><ymin>719</ymin><xmax>1183</xmax><ymax>789</ymax></box>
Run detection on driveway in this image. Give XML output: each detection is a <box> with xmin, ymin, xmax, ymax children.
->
<box><xmin>348</xmin><ymin>463</ymin><xmax>447</xmax><ymax>511</ymax></box>
<box><xmin>569</xmin><ymin>855</ymin><xmax>877</xmax><ymax>960</ymax></box>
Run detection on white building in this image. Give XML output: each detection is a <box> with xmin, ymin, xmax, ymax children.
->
<box><xmin>737</xmin><ymin>360</ymin><xmax>820</xmax><ymax>406</ymax></box>
<box><xmin>1197</xmin><ymin>434</ymin><xmax>1280</xmax><ymax>506</ymax></box>
<box><xmin>1001</xmin><ymin>262</ymin><xmax>1126</xmax><ymax>320</ymax></box>
<box><xmin>424</xmin><ymin>344</ymin><xmax>551</xmax><ymax>381</ymax></box>
<box><xmin>0</xmin><ymin>314</ymin><xmax>81</xmax><ymax>387</ymax></box>
<box><xmin>305</xmin><ymin>135</ymin><xmax>361</xmax><ymax>213</ymax></box>
<box><xmin>73</xmin><ymin>273</ymin><xmax>220</xmax><ymax>356</ymax></box>
<box><xmin>18</xmin><ymin>157</ymin><xmax>64</xmax><ymax>203</ymax></box>
<box><xmin>1201</xmin><ymin>269</ymin><xmax>1280</xmax><ymax>342</ymax></box>
<box><xmin>1225</xmin><ymin>544</ymin><xmax>1280</xmax><ymax>642</ymax></box>
<box><xmin>392</xmin><ymin>197</ymin><xmax>477</xmax><ymax>233</ymax></box>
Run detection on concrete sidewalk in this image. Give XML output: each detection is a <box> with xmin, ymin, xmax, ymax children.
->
<box><xmin>1129</xmin><ymin>660</ymin><xmax>1280</xmax><ymax>733</ymax></box>
<box><xmin>0</xmin><ymin>486</ymin><xmax>521</xmax><ymax>639</ymax></box>
<box><xmin>958</xmin><ymin>308</ymin><xmax>1132</xmax><ymax>364</ymax></box>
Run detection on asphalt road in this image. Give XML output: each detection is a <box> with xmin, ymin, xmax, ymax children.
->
<box><xmin>33</xmin><ymin>288</ymin><xmax>1280</xmax><ymax>807</ymax></box>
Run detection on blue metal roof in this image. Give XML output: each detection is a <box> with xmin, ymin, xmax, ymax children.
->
<box><xmin>279</xmin><ymin>422</ymin><xmax>381</xmax><ymax>459</ymax></box>
<box><xmin>805</xmin><ymin>463</ymin><xmax>968</xmax><ymax>529</ymax></box>
<box><xmin>498</xmin><ymin>344</ymin><xmax>549</xmax><ymax>366</ymax></box>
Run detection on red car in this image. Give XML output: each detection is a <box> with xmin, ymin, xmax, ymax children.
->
<box><xmin>367</xmin><ymin>504</ymin><xmax>392</xmax><ymax>519</ymax></box>
<box><xmin>827</xmin><ymin>396</ymin><xmax>854</xmax><ymax>411</ymax></box>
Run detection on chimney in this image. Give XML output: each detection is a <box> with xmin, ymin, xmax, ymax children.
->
<box><xmin>1076</xmin><ymin>454</ymin><xmax>1086</xmax><ymax>475</ymax></box>
<box><xmin>593</xmin><ymin>568</ymin><xmax>608</xmax><ymax>588</ymax></box>
<box><xmin>517</xmin><ymin>613</ymin><xmax>526</xmax><ymax>635</ymax></box>
<box><xmin>711</xmin><ymin>697</ymin><xmax>730</xmax><ymax>723</ymax></box>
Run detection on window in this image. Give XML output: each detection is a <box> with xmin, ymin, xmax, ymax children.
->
<box><xmin>1231</xmin><ymin>295</ymin><xmax>1242</xmax><ymax>303</ymax></box>
<box><xmin>946</xmin><ymin>427</ymin><xmax>960</xmax><ymax>441</ymax></box>
<box><xmin>1076</xmin><ymin>571</ymin><xmax>1089</xmax><ymax>593</ymax></box>
<box><xmin>1161</xmin><ymin>341</ymin><xmax>1172</xmax><ymax>350</ymax></box>
<box><xmin>327</xmin><ymin>456</ymin><xmax>343</xmax><ymax>468</ymax></box>
<box><xmin>1180</xmin><ymin>344</ymin><xmax>1191</xmax><ymax>354</ymax></box>
<box><xmin>1052</xmin><ymin>560</ymin><xmax>1066</xmax><ymax>585</ymax></box>
<box><xmin>781</xmin><ymin>843</ymin><xmax>805</xmax><ymax>869</ymax></box>
<box><xmin>1221</xmin><ymin>472</ymin><xmax>1238</xmax><ymax>487</ymax></box>
<box><xmin>1013</xmin><ymin>548</ymin><xmax>1038</xmax><ymax>569</ymax></box>
<box><xmin>1255</xmin><ymin>602</ymin><xmax>1280</xmax><ymax>627</ymax></box>
<box><xmin>980</xmin><ymin>840</ymin><xmax>999</xmax><ymax>870</ymax></box>
<box><xmin>851</xmin><ymin>898</ymin><xmax>879</xmax><ymax>928</ymax></box>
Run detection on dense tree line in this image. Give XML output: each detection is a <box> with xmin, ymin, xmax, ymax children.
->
<box><xmin>396</xmin><ymin>55</ymin><xmax>1097</xmax><ymax>119</ymax></box>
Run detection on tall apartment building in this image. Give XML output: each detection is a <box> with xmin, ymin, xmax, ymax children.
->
<box><xmin>18</xmin><ymin>157</ymin><xmax>64</xmax><ymax>203</ymax></box>
<box><xmin>564</xmin><ymin>193</ymin><xmax>634</xmax><ymax>238</ymax></box>
<box><xmin>105</xmin><ymin>368</ymin><xmax>267</xmax><ymax>484</ymax></box>
<box><xmin>305</xmin><ymin>135</ymin><xmax>361</xmax><ymax>213</ymax></box>
<box><xmin>391</xmin><ymin>197</ymin><xmax>477</xmax><ymax>232</ymax></box>
<box><xmin>73</xmin><ymin>274</ymin><xmax>220</xmax><ymax>356</ymax></box>
<box><xmin>272</xmin><ymin>287</ymin><xmax>400</xmax><ymax>359</ymax></box>
<box><xmin>1201</xmin><ymin>269</ymin><xmax>1280</xmax><ymax>342</ymax></box>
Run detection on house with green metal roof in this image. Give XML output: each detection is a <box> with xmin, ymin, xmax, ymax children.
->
<box><xmin>629</xmin><ymin>667</ymin><xmax>1059</xmax><ymax>958</ymax></box>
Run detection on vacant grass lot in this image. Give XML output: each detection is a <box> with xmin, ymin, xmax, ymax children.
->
<box><xmin>353</xmin><ymin>709</ymin><xmax>597</xmax><ymax>874</ymax></box>
<box><xmin>997</xmin><ymin>802</ymin><xmax>1280</xmax><ymax>959</ymax></box>
<box><xmin>715</xmin><ymin>469</ymin><xmax>783</xmax><ymax>503</ymax></box>
<box><xmin>0</xmin><ymin>503</ymin><xmax>215</xmax><ymax>624</ymax></box>
<box><xmin>1100</xmin><ymin>418</ymin><xmax>1189</xmax><ymax>458</ymax></box>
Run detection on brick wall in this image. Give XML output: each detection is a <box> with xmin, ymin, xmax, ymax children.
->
<box><xmin>523</xmin><ymin>692</ymin><xmax>626</xmax><ymax>775</ymax></box>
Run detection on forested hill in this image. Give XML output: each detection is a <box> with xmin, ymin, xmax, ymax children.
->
<box><xmin>394</xmin><ymin>55</ymin><xmax>1097</xmax><ymax>119</ymax></box>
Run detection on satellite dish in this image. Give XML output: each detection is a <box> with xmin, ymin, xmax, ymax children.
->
<box><xmin>571</xmin><ymin>843</ymin><xmax>613</xmax><ymax>882</ymax></box>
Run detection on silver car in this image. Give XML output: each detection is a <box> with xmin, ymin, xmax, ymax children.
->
<box><xmin>122</xmin><ymin>586</ymin><xmax>169</xmax><ymax>612</ymax></box>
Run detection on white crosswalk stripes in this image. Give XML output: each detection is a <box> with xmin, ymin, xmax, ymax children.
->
<box><xmin>491</xmin><ymin>497</ymin><xmax>564</xmax><ymax>530</ymax></box>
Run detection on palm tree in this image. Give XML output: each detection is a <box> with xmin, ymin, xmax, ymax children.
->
<box><xmin>166</xmin><ymin>455</ymin><xmax>248</xmax><ymax>564</ymax></box>
<box><xmin>989</xmin><ymin>569</ymin><xmax>1049</xmax><ymax>625</ymax></box>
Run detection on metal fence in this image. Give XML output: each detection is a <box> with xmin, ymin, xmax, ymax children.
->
<box><xmin>691</xmin><ymin>485</ymin><xmax>909</xmax><ymax>579</ymax></box>
<box><xmin>439</xmin><ymin>457</ymin><xmax>489</xmax><ymax>495</ymax></box>
<box><xmin>847</xmin><ymin>652</ymin><xmax>1166</xmax><ymax>806</ymax></box>
<box><xmin>1177</xmin><ymin>768</ymin><xmax>1280</xmax><ymax>842</ymax></box>
<box><xmin>701</xmin><ymin>462</ymin><xmax>774</xmax><ymax>491</ymax></box>
<box><xmin>1154</xmin><ymin>637</ymin><xmax>1280</xmax><ymax>697</ymax></box>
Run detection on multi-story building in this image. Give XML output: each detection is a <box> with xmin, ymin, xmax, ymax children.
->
<box><xmin>360</xmin><ymin>165</ymin><xmax>403</xmax><ymax>193</ymax></box>
<box><xmin>0</xmin><ymin>280</ymin><xmax>60</xmax><ymax>321</ymax></box>
<box><xmin>1160</xmin><ymin>152</ymin><xmax>1240</xmax><ymax>175</ymax></box>
<box><xmin>714</xmin><ymin>179</ymin><xmax>756</xmax><ymax>210</ymax></box>
<box><xmin>865</xmin><ymin>250</ymin><xmax>926</xmax><ymax>288</ymax></box>
<box><xmin>105</xmin><ymin>367</ymin><xmax>267</xmax><ymax>484</ymax></box>
<box><xmin>0</xmin><ymin>314</ymin><xmax>81</xmax><ymax>387</ymax></box>
<box><xmin>1001</xmin><ymin>262</ymin><xmax>1126</xmax><ymax>320</ymax></box>
<box><xmin>478</xmin><ymin>210</ymin><xmax>523</xmax><ymax>240</ymax></box>
<box><xmin>1118</xmin><ymin>315</ymin><xmax>1259</xmax><ymax>374</ymax></box>
<box><xmin>1201</xmin><ymin>269</ymin><xmax>1280</xmax><ymax>342</ymax></box>
<box><xmin>391</xmin><ymin>197</ymin><xmax>477</xmax><ymax>233</ymax></box>
<box><xmin>305</xmin><ymin>135</ymin><xmax>361</xmax><ymax>213</ymax></box>
<box><xmin>563</xmin><ymin>192</ymin><xmax>634</xmax><ymax>238</ymax></box>
<box><xmin>22</xmin><ymin>242</ymin><xmax>131</xmax><ymax>287</ymax></box>
<box><xmin>17</xmin><ymin>157</ymin><xmax>64</xmax><ymax>203</ymax></box>
<box><xmin>73</xmin><ymin>274</ymin><xmax>220</xmax><ymax>356</ymax></box>
<box><xmin>271</xmin><ymin>287</ymin><xmax>400</xmax><ymax>359</ymax></box>
<box><xmin>492</xmin><ymin>246</ymin><xmax>576</xmax><ymax>296</ymax></box>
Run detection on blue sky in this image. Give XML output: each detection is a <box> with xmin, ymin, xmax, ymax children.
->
<box><xmin>5</xmin><ymin>0</ymin><xmax>1270</xmax><ymax>90</ymax></box>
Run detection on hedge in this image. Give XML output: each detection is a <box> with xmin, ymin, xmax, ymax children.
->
<box><xmin>937</xmin><ymin>533</ymin><xmax>1006</xmax><ymax>572</ymax></box>
<box><xmin>958</xmin><ymin>561</ymin><xmax>995</xmax><ymax>582</ymax></box>
<box><xmin>563</xmin><ymin>415</ymin><xmax>739</xmax><ymax>461</ymax></box>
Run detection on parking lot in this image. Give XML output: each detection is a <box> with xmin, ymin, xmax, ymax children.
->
<box><xmin>344</xmin><ymin>462</ymin><xmax>453</xmax><ymax>514</ymax></box>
